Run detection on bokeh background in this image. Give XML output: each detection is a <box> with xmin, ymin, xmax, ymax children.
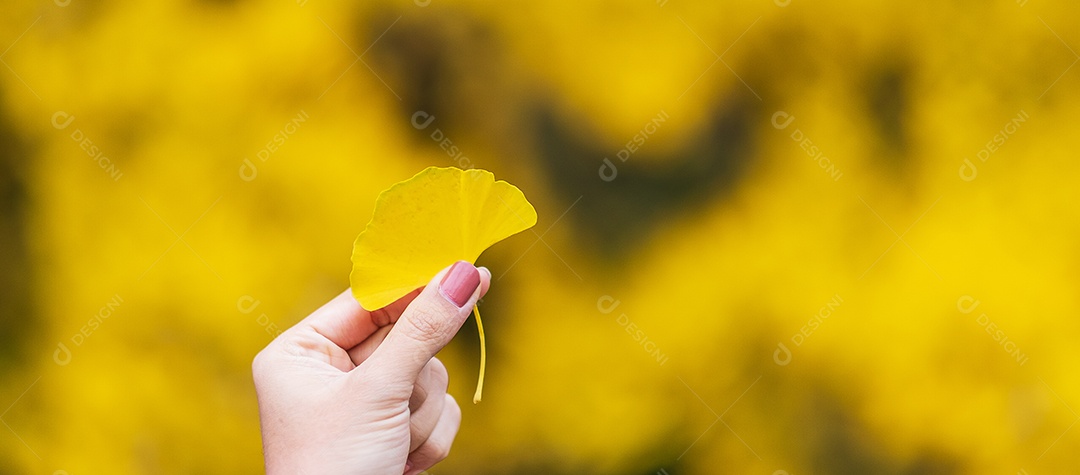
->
<box><xmin>2</xmin><ymin>0</ymin><xmax>1079</xmax><ymax>473</ymax></box>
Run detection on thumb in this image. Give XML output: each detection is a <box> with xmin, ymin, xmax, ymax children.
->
<box><xmin>359</xmin><ymin>260</ymin><xmax>487</xmax><ymax>388</ymax></box>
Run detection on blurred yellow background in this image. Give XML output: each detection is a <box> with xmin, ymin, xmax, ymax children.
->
<box><xmin>2</xmin><ymin>0</ymin><xmax>1079</xmax><ymax>473</ymax></box>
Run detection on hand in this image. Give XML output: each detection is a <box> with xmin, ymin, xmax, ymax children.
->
<box><xmin>252</xmin><ymin>261</ymin><xmax>490</xmax><ymax>474</ymax></box>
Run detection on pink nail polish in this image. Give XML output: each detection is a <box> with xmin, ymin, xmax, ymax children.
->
<box><xmin>439</xmin><ymin>261</ymin><xmax>480</xmax><ymax>308</ymax></box>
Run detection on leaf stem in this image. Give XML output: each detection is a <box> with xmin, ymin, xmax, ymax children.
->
<box><xmin>472</xmin><ymin>305</ymin><xmax>486</xmax><ymax>404</ymax></box>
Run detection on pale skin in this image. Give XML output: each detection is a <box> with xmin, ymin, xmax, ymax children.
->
<box><xmin>252</xmin><ymin>263</ymin><xmax>491</xmax><ymax>474</ymax></box>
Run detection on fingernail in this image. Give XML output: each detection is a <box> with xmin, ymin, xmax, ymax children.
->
<box><xmin>404</xmin><ymin>461</ymin><xmax>413</xmax><ymax>473</ymax></box>
<box><xmin>439</xmin><ymin>261</ymin><xmax>480</xmax><ymax>308</ymax></box>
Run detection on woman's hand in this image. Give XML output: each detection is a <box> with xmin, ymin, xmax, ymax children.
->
<box><xmin>252</xmin><ymin>261</ymin><xmax>490</xmax><ymax>474</ymax></box>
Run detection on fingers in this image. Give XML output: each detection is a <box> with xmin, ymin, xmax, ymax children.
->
<box><xmin>408</xmin><ymin>359</ymin><xmax>449</xmax><ymax>452</ymax></box>
<box><xmin>406</xmin><ymin>394</ymin><xmax>461</xmax><ymax>475</ymax></box>
<box><xmin>292</xmin><ymin>289</ymin><xmax>379</xmax><ymax>351</ymax></box>
<box><xmin>347</xmin><ymin>267</ymin><xmax>489</xmax><ymax>368</ymax></box>
<box><xmin>347</xmin><ymin>324</ymin><xmax>392</xmax><ymax>366</ymax></box>
<box><xmin>347</xmin><ymin>268</ymin><xmax>489</xmax><ymax>367</ymax></box>
<box><xmin>357</xmin><ymin>261</ymin><xmax>489</xmax><ymax>390</ymax></box>
<box><xmin>370</xmin><ymin>288</ymin><xmax>423</xmax><ymax>326</ymax></box>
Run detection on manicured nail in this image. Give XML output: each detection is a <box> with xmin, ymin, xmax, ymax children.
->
<box><xmin>439</xmin><ymin>261</ymin><xmax>480</xmax><ymax>308</ymax></box>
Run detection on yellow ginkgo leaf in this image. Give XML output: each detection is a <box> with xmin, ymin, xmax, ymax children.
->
<box><xmin>350</xmin><ymin>166</ymin><xmax>538</xmax><ymax>402</ymax></box>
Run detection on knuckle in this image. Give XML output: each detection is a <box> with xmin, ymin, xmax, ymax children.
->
<box><xmin>371</xmin><ymin>307</ymin><xmax>395</xmax><ymax>327</ymax></box>
<box><xmin>401</xmin><ymin>305</ymin><xmax>452</xmax><ymax>343</ymax></box>
<box><xmin>429</xmin><ymin>440</ymin><xmax>452</xmax><ymax>461</ymax></box>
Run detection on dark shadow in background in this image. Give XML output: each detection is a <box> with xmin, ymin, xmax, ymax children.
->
<box><xmin>532</xmin><ymin>94</ymin><xmax>759</xmax><ymax>264</ymax></box>
<box><xmin>865</xmin><ymin>58</ymin><xmax>913</xmax><ymax>175</ymax></box>
<box><xmin>800</xmin><ymin>384</ymin><xmax>961</xmax><ymax>475</ymax></box>
<box><xmin>0</xmin><ymin>96</ymin><xmax>36</xmax><ymax>368</ymax></box>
